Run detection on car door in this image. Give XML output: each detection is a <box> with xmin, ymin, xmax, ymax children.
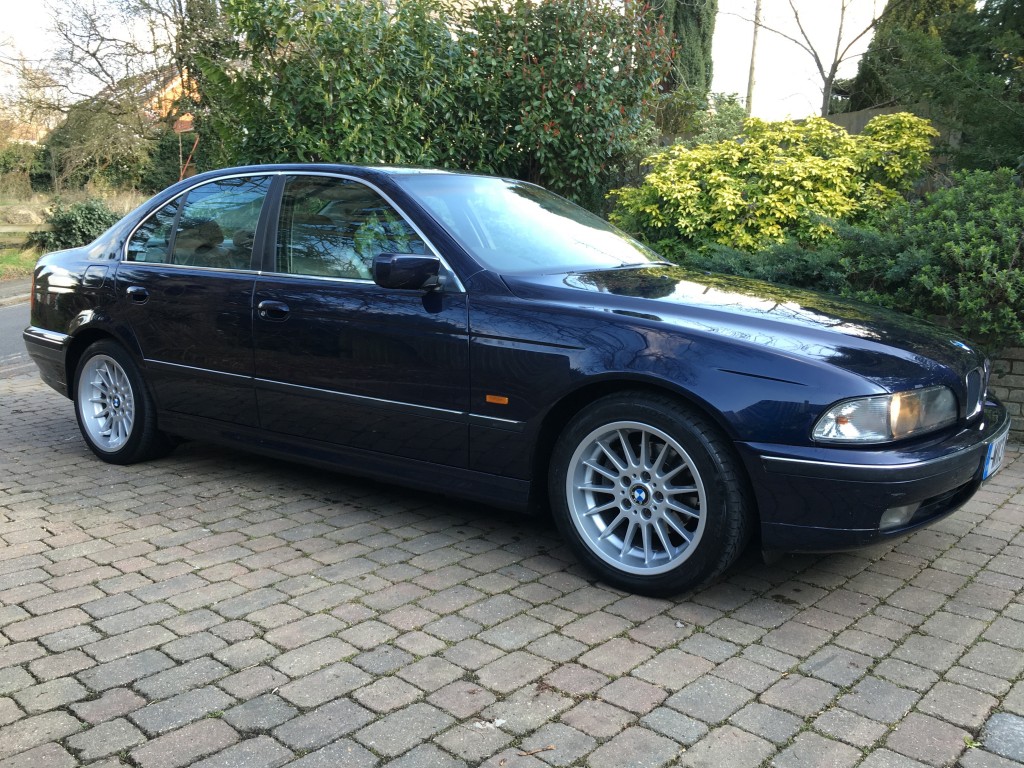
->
<box><xmin>252</xmin><ymin>173</ymin><xmax>471</xmax><ymax>467</ymax></box>
<box><xmin>117</xmin><ymin>173</ymin><xmax>272</xmax><ymax>426</ymax></box>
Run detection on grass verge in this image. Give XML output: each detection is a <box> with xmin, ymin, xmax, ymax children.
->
<box><xmin>0</xmin><ymin>247</ymin><xmax>38</xmax><ymax>280</ymax></box>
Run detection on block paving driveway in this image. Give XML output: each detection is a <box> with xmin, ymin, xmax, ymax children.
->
<box><xmin>1</xmin><ymin>369</ymin><xmax>1023</xmax><ymax>768</ymax></box>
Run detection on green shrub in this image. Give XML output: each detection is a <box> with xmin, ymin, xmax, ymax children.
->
<box><xmin>668</xmin><ymin>169</ymin><xmax>1024</xmax><ymax>354</ymax></box>
<box><xmin>844</xmin><ymin>169</ymin><xmax>1024</xmax><ymax>353</ymax></box>
<box><xmin>610</xmin><ymin>113</ymin><xmax>936</xmax><ymax>251</ymax></box>
<box><xmin>29</xmin><ymin>199</ymin><xmax>120</xmax><ymax>251</ymax></box>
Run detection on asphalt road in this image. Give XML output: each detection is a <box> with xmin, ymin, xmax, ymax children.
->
<box><xmin>0</xmin><ymin>300</ymin><xmax>31</xmax><ymax>374</ymax></box>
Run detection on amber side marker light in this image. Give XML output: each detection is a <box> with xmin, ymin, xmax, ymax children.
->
<box><xmin>486</xmin><ymin>395</ymin><xmax>510</xmax><ymax>405</ymax></box>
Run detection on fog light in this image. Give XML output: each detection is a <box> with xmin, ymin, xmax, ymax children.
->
<box><xmin>879</xmin><ymin>503</ymin><xmax>921</xmax><ymax>531</ymax></box>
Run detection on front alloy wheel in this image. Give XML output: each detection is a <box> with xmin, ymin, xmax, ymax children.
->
<box><xmin>567</xmin><ymin>421</ymin><xmax>707</xmax><ymax>576</ymax></box>
<box><xmin>550</xmin><ymin>393</ymin><xmax>751</xmax><ymax>596</ymax></box>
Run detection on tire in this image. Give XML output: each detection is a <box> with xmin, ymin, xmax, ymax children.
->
<box><xmin>73</xmin><ymin>340</ymin><xmax>173</xmax><ymax>465</ymax></box>
<box><xmin>549</xmin><ymin>392</ymin><xmax>752</xmax><ymax>597</ymax></box>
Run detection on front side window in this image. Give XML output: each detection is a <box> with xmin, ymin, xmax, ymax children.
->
<box><xmin>126</xmin><ymin>175</ymin><xmax>270</xmax><ymax>268</ymax></box>
<box><xmin>275</xmin><ymin>176</ymin><xmax>426</xmax><ymax>279</ymax></box>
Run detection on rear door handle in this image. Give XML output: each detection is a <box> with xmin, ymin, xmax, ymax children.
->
<box><xmin>126</xmin><ymin>285</ymin><xmax>149</xmax><ymax>303</ymax></box>
<box><xmin>257</xmin><ymin>300</ymin><xmax>290</xmax><ymax>321</ymax></box>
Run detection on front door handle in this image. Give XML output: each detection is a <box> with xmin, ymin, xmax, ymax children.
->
<box><xmin>257</xmin><ymin>300</ymin><xmax>290</xmax><ymax>321</ymax></box>
<box><xmin>126</xmin><ymin>285</ymin><xmax>149</xmax><ymax>303</ymax></box>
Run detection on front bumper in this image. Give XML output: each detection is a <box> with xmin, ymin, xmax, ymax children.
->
<box><xmin>739</xmin><ymin>401</ymin><xmax>1011</xmax><ymax>553</ymax></box>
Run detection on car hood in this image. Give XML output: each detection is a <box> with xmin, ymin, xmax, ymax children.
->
<box><xmin>501</xmin><ymin>264</ymin><xmax>985</xmax><ymax>390</ymax></box>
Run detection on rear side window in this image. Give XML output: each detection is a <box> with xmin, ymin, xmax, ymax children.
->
<box><xmin>126</xmin><ymin>198</ymin><xmax>180</xmax><ymax>263</ymax></box>
<box><xmin>127</xmin><ymin>175</ymin><xmax>270</xmax><ymax>268</ymax></box>
<box><xmin>275</xmin><ymin>176</ymin><xmax>426</xmax><ymax>279</ymax></box>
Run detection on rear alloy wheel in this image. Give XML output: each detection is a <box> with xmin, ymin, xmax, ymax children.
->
<box><xmin>550</xmin><ymin>393</ymin><xmax>751</xmax><ymax>596</ymax></box>
<box><xmin>74</xmin><ymin>340</ymin><xmax>172</xmax><ymax>464</ymax></box>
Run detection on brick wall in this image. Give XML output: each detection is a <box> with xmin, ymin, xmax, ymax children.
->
<box><xmin>991</xmin><ymin>348</ymin><xmax>1024</xmax><ymax>440</ymax></box>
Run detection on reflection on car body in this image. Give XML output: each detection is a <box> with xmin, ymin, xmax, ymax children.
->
<box><xmin>23</xmin><ymin>164</ymin><xmax>1011</xmax><ymax>595</ymax></box>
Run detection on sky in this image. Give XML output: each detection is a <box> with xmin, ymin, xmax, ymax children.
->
<box><xmin>1</xmin><ymin>0</ymin><xmax>888</xmax><ymax>122</ymax></box>
<box><xmin>712</xmin><ymin>0</ymin><xmax>887</xmax><ymax>120</ymax></box>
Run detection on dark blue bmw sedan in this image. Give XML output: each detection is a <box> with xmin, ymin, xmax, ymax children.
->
<box><xmin>23</xmin><ymin>165</ymin><xmax>1011</xmax><ymax>595</ymax></box>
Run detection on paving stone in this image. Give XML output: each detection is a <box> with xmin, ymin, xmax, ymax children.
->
<box><xmin>221</xmin><ymin>694</ymin><xmax>297</xmax><ymax>733</ymax></box>
<box><xmin>274</xmin><ymin>637</ymin><xmax>364</xmax><ymax>676</ymax></box>
<box><xmin>387</xmin><ymin>743</ymin><xmax>468</xmax><ymax>768</ymax></box>
<box><xmin>283</xmin><ymin>738</ymin><xmax>377</xmax><ymax>768</ymax></box>
<box><xmin>435</xmin><ymin>718</ymin><xmax>514</xmax><ymax>762</ymax></box>
<box><xmin>873</xmin><ymin>659</ymin><xmax>939</xmax><ymax>692</ymax></box>
<box><xmin>957</xmin><ymin>748</ymin><xmax>1024</xmax><ymax>768</ymax></box>
<box><xmin>885</xmin><ymin>712</ymin><xmax>970</xmax><ymax>766</ymax></box>
<box><xmin>598</xmin><ymin>676</ymin><xmax>667</xmax><ymax>714</ymax></box>
<box><xmin>773</xmin><ymin>731</ymin><xmax>862</xmax><ymax>768</ymax></box>
<box><xmin>760</xmin><ymin>674</ymin><xmax>839</xmax><ymax>718</ymax></box>
<box><xmin>0</xmin><ymin>698</ymin><xmax>21</xmax><ymax>727</ymax></box>
<box><xmin>857</xmin><ymin>748</ymin><xmax>933</xmax><ymax>768</ymax></box>
<box><xmin>813</xmin><ymin>707</ymin><xmax>888</xmax><ymax>747</ymax></box>
<box><xmin>918</xmin><ymin>681</ymin><xmax>998</xmax><ymax>730</ymax></box>
<box><xmin>480</xmin><ymin>685</ymin><xmax>574</xmax><ymax>736</ymax></box>
<box><xmin>134</xmin><ymin>657</ymin><xmax>231</xmax><ymax>699</ymax></box>
<box><xmin>799</xmin><ymin>645</ymin><xmax>873</xmax><ymax>686</ymax></box>
<box><xmin>476</xmin><ymin>650</ymin><xmax>553</xmax><ymax>694</ymax></box>
<box><xmin>66</xmin><ymin>717</ymin><xmax>147</xmax><ymax>761</ymax></box>
<box><xmin>960</xmin><ymin>641</ymin><xmax>1024</xmax><ymax>679</ymax></box>
<box><xmin>666</xmin><ymin>676</ymin><xmax>754</xmax><ymax>724</ymax></box>
<box><xmin>578</xmin><ymin>637</ymin><xmax>656</xmax><ymax>677</ymax></box>
<box><xmin>348</xmin><ymin>647</ymin><xmax>411</xmax><ymax>675</ymax></box>
<box><xmin>85</xmin><ymin>624</ymin><xmax>177</xmax><ymax>663</ymax></box>
<box><xmin>276</xmin><ymin>661</ymin><xmax>372</xmax><ymax>708</ymax></box>
<box><xmin>353</xmin><ymin>676</ymin><xmax>424</xmax><ymax>714</ymax></box>
<box><xmin>131</xmin><ymin>686</ymin><xmax>236</xmax><ymax>735</ymax></box>
<box><xmin>190</xmin><ymin>735</ymin><xmax>294</xmax><ymax>768</ymax></box>
<box><xmin>641</xmin><ymin>706</ymin><xmax>709</xmax><ymax>745</ymax></box>
<box><xmin>352</xmin><ymin>702</ymin><xmax>454</xmax><ymax>757</ymax></box>
<box><xmin>427</xmin><ymin>679</ymin><xmax>496</xmax><ymax>719</ymax></box>
<box><xmin>633</xmin><ymin>649</ymin><xmax>715</xmax><ymax>690</ymax></box>
<box><xmin>677</xmin><ymin>632</ymin><xmax>740</xmax><ymax>663</ymax></box>
<box><xmin>217</xmin><ymin>666</ymin><xmax>288</xmax><ymax>700</ymax></box>
<box><xmin>0</xmin><ymin>710</ymin><xmax>81</xmax><ymax>760</ymax></box>
<box><xmin>893</xmin><ymin>634</ymin><xmax>965</xmax><ymax>673</ymax></box>
<box><xmin>213</xmin><ymin>638</ymin><xmax>277</xmax><ymax>670</ymax></box>
<box><xmin>561</xmin><ymin>698</ymin><xmax>635</xmax><ymax>739</ymax></box>
<box><xmin>982</xmin><ymin>713</ymin><xmax>1024</xmax><ymax>763</ymax></box>
<box><xmin>477</xmin><ymin>615</ymin><xmax>555</xmax><ymax>651</ymax></box>
<box><xmin>12</xmin><ymin>676</ymin><xmax>87</xmax><ymax>713</ymax></box>
<box><xmin>559</xmin><ymin>611</ymin><xmax>632</xmax><ymax>644</ymax></box>
<box><xmin>71</xmin><ymin>687</ymin><xmax>147</xmax><ymax>724</ymax></box>
<box><xmin>263</xmin><ymin>614</ymin><xmax>344</xmax><ymax>650</ymax></box>
<box><xmin>676</xmin><ymin>724</ymin><xmax>775</xmax><ymax>768</ymax></box>
<box><xmin>728</xmin><ymin>702</ymin><xmax>803</xmax><ymax>745</ymax></box>
<box><xmin>515</xmin><ymin>722</ymin><xmax>596</xmax><ymax>767</ymax></box>
<box><xmin>130</xmin><ymin>718</ymin><xmax>241</xmax><ymax>768</ymax></box>
<box><xmin>0</xmin><ymin>743</ymin><xmax>76</xmax><ymax>768</ymax></box>
<box><xmin>839</xmin><ymin>676</ymin><xmax>919</xmax><ymax>724</ymax></box>
<box><xmin>161</xmin><ymin>632</ymin><xmax>228</xmax><ymax>662</ymax></box>
<box><xmin>712</xmin><ymin>656</ymin><xmax>784</xmax><ymax>693</ymax></box>
<box><xmin>78</xmin><ymin>649</ymin><xmax>176</xmax><ymax>692</ymax></box>
<box><xmin>273</xmin><ymin>699</ymin><xmax>374</xmax><ymax>751</ymax></box>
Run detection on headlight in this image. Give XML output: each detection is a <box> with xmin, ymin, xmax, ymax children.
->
<box><xmin>813</xmin><ymin>386</ymin><xmax>957</xmax><ymax>444</ymax></box>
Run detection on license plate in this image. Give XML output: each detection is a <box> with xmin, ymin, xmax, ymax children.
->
<box><xmin>983</xmin><ymin>431</ymin><xmax>1008</xmax><ymax>480</ymax></box>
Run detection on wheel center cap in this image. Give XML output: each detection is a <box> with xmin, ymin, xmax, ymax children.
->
<box><xmin>112</xmin><ymin>395</ymin><xmax>121</xmax><ymax>409</ymax></box>
<box><xmin>629</xmin><ymin>485</ymin><xmax>650</xmax><ymax>506</ymax></box>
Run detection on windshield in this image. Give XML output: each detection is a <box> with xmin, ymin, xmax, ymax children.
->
<box><xmin>396</xmin><ymin>174</ymin><xmax>663</xmax><ymax>274</ymax></box>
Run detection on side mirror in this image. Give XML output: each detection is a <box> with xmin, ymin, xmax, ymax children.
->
<box><xmin>372</xmin><ymin>253</ymin><xmax>444</xmax><ymax>291</ymax></box>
